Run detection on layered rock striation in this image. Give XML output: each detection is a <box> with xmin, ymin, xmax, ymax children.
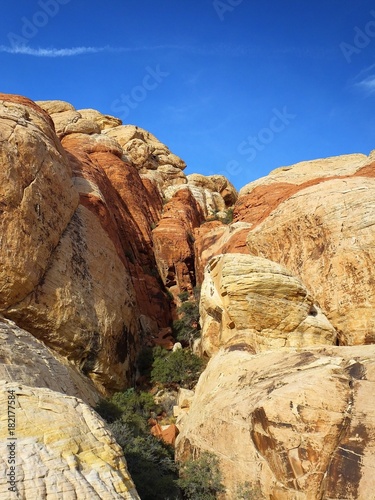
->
<box><xmin>0</xmin><ymin>382</ymin><xmax>139</xmax><ymax>499</ymax></box>
<box><xmin>2</xmin><ymin>92</ymin><xmax>375</xmax><ymax>499</ymax></box>
<box><xmin>198</xmin><ymin>253</ymin><xmax>337</xmax><ymax>357</ymax></box>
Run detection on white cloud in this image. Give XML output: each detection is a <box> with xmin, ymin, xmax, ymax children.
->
<box><xmin>353</xmin><ymin>64</ymin><xmax>375</xmax><ymax>96</ymax></box>
<box><xmin>0</xmin><ymin>44</ymin><xmax>191</xmax><ymax>58</ymax></box>
<box><xmin>357</xmin><ymin>75</ymin><xmax>375</xmax><ymax>94</ymax></box>
<box><xmin>0</xmin><ymin>43</ymin><xmax>332</xmax><ymax>59</ymax></box>
<box><xmin>0</xmin><ymin>45</ymin><xmax>110</xmax><ymax>57</ymax></box>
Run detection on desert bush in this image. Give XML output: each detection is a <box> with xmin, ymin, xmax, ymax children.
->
<box><xmin>235</xmin><ymin>481</ymin><xmax>262</xmax><ymax>499</ymax></box>
<box><xmin>96</xmin><ymin>390</ymin><xmax>180</xmax><ymax>500</ymax></box>
<box><xmin>151</xmin><ymin>347</ymin><xmax>204</xmax><ymax>388</ymax></box>
<box><xmin>222</xmin><ymin>207</ymin><xmax>234</xmax><ymax>224</ymax></box>
<box><xmin>178</xmin><ymin>290</ymin><xmax>190</xmax><ymax>302</ymax></box>
<box><xmin>173</xmin><ymin>290</ymin><xmax>201</xmax><ymax>345</ymax></box>
<box><xmin>177</xmin><ymin>451</ymin><xmax>224</xmax><ymax>499</ymax></box>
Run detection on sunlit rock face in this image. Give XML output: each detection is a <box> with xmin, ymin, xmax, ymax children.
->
<box><xmin>0</xmin><ymin>383</ymin><xmax>140</xmax><ymax>499</ymax></box>
<box><xmin>198</xmin><ymin>253</ymin><xmax>337</xmax><ymax>357</ymax></box>
<box><xmin>176</xmin><ymin>345</ymin><xmax>375</xmax><ymax>499</ymax></box>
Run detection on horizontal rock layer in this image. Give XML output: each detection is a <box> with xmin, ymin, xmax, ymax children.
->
<box><xmin>198</xmin><ymin>253</ymin><xmax>337</xmax><ymax>357</ymax></box>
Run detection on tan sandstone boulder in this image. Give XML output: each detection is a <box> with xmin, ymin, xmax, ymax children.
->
<box><xmin>0</xmin><ymin>94</ymin><xmax>169</xmax><ymax>393</ymax></box>
<box><xmin>0</xmin><ymin>318</ymin><xmax>98</xmax><ymax>405</ymax></box>
<box><xmin>0</xmin><ymin>94</ymin><xmax>79</xmax><ymax>310</ymax></box>
<box><xmin>198</xmin><ymin>253</ymin><xmax>337</xmax><ymax>357</ymax></box>
<box><xmin>104</xmin><ymin>125</ymin><xmax>186</xmax><ymax>192</ymax></box>
<box><xmin>176</xmin><ymin>345</ymin><xmax>375</xmax><ymax>499</ymax></box>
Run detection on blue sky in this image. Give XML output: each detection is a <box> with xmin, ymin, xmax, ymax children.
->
<box><xmin>1</xmin><ymin>1</ymin><xmax>374</xmax><ymax>189</ymax></box>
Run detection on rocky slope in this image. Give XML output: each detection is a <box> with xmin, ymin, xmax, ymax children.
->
<box><xmin>0</xmin><ymin>382</ymin><xmax>139</xmax><ymax>499</ymax></box>
<box><xmin>1</xmin><ymin>92</ymin><xmax>375</xmax><ymax>498</ymax></box>
<box><xmin>176</xmin><ymin>152</ymin><xmax>375</xmax><ymax>499</ymax></box>
<box><xmin>0</xmin><ymin>94</ymin><xmax>235</xmax><ymax>394</ymax></box>
<box><xmin>176</xmin><ymin>345</ymin><xmax>375</xmax><ymax>499</ymax></box>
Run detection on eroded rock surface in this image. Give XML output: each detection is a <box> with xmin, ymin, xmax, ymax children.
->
<box><xmin>0</xmin><ymin>93</ymin><xmax>79</xmax><ymax>309</ymax></box>
<box><xmin>152</xmin><ymin>188</ymin><xmax>204</xmax><ymax>300</ymax></box>
<box><xmin>198</xmin><ymin>253</ymin><xmax>337</xmax><ymax>357</ymax></box>
<box><xmin>104</xmin><ymin>124</ymin><xmax>187</xmax><ymax>193</ymax></box>
<box><xmin>176</xmin><ymin>345</ymin><xmax>375</xmax><ymax>500</ymax></box>
<box><xmin>0</xmin><ymin>94</ymin><xmax>173</xmax><ymax>392</ymax></box>
<box><xmin>0</xmin><ymin>318</ymin><xmax>98</xmax><ymax>405</ymax></box>
<box><xmin>246</xmin><ymin>176</ymin><xmax>375</xmax><ymax>346</ymax></box>
<box><xmin>0</xmin><ymin>383</ymin><xmax>139</xmax><ymax>499</ymax></box>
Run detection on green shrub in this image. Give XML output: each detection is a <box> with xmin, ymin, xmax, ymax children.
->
<box><xmin>95</xmin><ymin>398</ymin><xmax>123</xmax><ymax>423</ymax></box>
<box><xmin>137</xmin><ymin>347</ymin><xmax>154</xmax><ymax>378</ymax></box>
<box><xmin>178</xmin><ymin>290</ymin><xmax>190</xmax><ymax>302</ymax></box>
<box><xmin>151</xmin><ymin>347</ymin><xmax>204</xmax><ymax>388</ymax></box>
<box><xmin>172</xmin><ymin>295</ymin><xmax>200</xmax><ymax>345</ymax></box>
<box><xmin>96</xmin><ymin>390</ymin><xmax>180</xmax><ymax>500</ymax></box>
<box><xmin>235</xmin><ymin>481</ymin><xmax>262</xmax><ymax>499</ymax></box>
<box><xmin>109</xmin><ymin>421</ymin><xmax>180</xmax><ymax>500</ymax></box>
<box><xmin>177</xmin><ymin>452</ymin><xmax>224</xmax><ymax>499</ymax></box>
<box><xmin>110</xmin><ymin>389</ymin><xmax>159</xmax><ymax>434</ymax></box>
<box><xmin>222</xmin><ymin>208</ymin><xmax>234</xmax><ymax>224</ymax></box>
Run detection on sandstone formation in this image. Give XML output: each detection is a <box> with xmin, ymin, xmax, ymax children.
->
<box><xmin>0</xmin><ymin>93</ymin><xmax>79</xmax><ymax>309</ymax></box>
<box><xmin>245</xmin><ymin>175</ymin><xmax>375</xmax><ymax>346</ymax></box>
<box><xmin>0</xmin><ymin>318</ymin><xmax>98</xmax><ymax>406</ymax></box>
<box><xmin>198</xmin><ymin>253</ymin><xmax>337</xmax><ymax>357</ymax></box>
<box><xmin>36</xmin><ymin>100</ymin><xmax>122</xmax><ymax>137</ymax></box>
<box><xmin>193</xmin><ymin>221</ymin><xmax>251</xmax><ymax>284</ymax></box>
<box><xmin>164</xmin><ymin>173</ymin><xmax>237</xmax><ymax>220</ymax></box>
<box><xmin>0</xmin><ymin>94</ymin><xmax>174</xmax><ymax>393</ymax></box>
<box><xmin>0</xmin><ymin>382</ymin><xmax>139</xmax><ymax>499</ymax></box>
<box><xmin>104</xmin><ymin>124</ymin><xmax>187</xmax><ymax>193</ymax></box>
<box><xmin>176</xmin><ymin>345</ymin><xmax>375</xmax><ymax>499</ymax></box>
<box><xmin>152</xmin><ymin>188</ymin><xmax>204</xmax><ymax>300</ymax></box>
<box><xmin>2</xmin><ymin>92</ymin><xmax>375</xmax><ymax>499</ymax></box>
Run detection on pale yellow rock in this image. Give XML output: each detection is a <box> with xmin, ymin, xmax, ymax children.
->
<box><xmin>246</xmin><ymin>177</ymin><xmax>375</xmax><ymax>345</ymax></box>
<box><xmin>0</xmin><ymin>98</ymin><xmax>79</xmax><ymax>310</ymax></box>
<box><xmin>0</xmin><ymin>383</ymin><xmax>140</xmax><ymax>499</ymax></box>
<box><xmin>42</xmin><ymin>109</ymin><xmax>101</xmax><ymax>138</ymax></box>
<box><xmin>187</xmin><ymin>174</ymin><xmax>237</xmax><ymax>207</ymax></box>
<box><xmin>36</xmin><ymin>101</ymin><xmax>121</xmax><ymax>137</ymax></box>
<box><xmin>239</xmin><ymin>153</ymin><xmax>369</xmax><ymax>197</ymax></box>
<box><xmin>78</xmin><ymin>108</ymin><xmax>122</xmax><ymax>130</ymax></box>
<box><xmin>104</xmin><ymin>125</ymin><xmax>187</xmax><ymax>192</ymax></box>
<box><xmin>199</xmin><ymin>254</ymin><xmax>337</xmax><ymax>357</ymax></box>
<box><xmin>36</xmin><ymin>100</ymin><xmax>76</xmax><ymax>114</ymax></box>
<box><xmin>176</xmin><ymin>345</ymin><xmax>375</xmax><ymax>499</ymax></box>
<box><xmin>0</xmin><ymin>318</ymin><xmax>98</xmax><ymax>405</ymax></box>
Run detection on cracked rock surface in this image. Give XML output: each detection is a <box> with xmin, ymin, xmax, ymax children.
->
<box><xmin>0</xmin><ymin>383</ymin><xmax>139</xmax><ymax>499</ymax></box>
<box><xmin>176</xmin><ymin>345</ymin><xmax>375</xmax><ymax>499</ymax></box>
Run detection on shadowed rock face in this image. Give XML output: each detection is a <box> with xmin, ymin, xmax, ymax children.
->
<box><xmin>0</xmin><ymin>318</ymin><xmax>99</xmax><ymax>406</ymax></box>
<box><xmin>152</xmin><ymin>188</ymin><xmax>204</xmax><ymax>300</ymax></box>
<box><xmin>176</xmin><ymin>346</ymin><xmax>375</xmax><ymax>499</ymax></box>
